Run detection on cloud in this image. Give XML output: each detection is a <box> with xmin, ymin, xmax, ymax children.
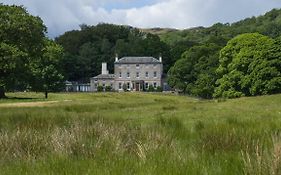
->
<box><xmin>2</xmin><ymin>0</ymin><xmax>281</xmax><ymax>38</ymax></box>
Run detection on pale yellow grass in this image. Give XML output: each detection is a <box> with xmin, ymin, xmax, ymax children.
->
<box><xmin>0</xmin><ymin>100</ymin><xmax>72</xmax><ymax>107</ymax></box>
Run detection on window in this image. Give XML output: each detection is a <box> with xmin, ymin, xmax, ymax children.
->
<box><xmin>145</xmin><ymin>64</ymin><xmax>149</xmax><ymax>67</ymax></box>
<box><xmin>145</xmin><ymin>82</ymin><xmax>149</xmax><ymax>89</ymax></box>
<box><xmin>145</xmin><ymin>72</ymin><xmax>149</xmax><ymax>78</ymax></box>
<box><xmin>154</xmin><ymin>71</ymin><xmax>157</xmax><ymax>78</ymax></box>
<box><xmin>110</xmin><ymin>83</ymin><xmax>113</xmax><ymax>87</ymax></box>
<box><xmin>102</xmin><ymin>84</ymin><xmax>105</xmax><ymax>88</ymax></box>
<box><xmin>95</xmin><ymin>83</ymin><xmax>98</xmax><ymax>88</ymax></box>
<box><xmin>153</xmin><ymin>64</ymin><xmax>157</xmax><ymax>68</ymax></box>
<box><xmin>127</xmin><ymin>82</ymin><xmax>130</xmax><ymax>89</ymax></box>
<box><xmin>127</xmin><ymin>72</ymin><xmax>130</xmax><ymax>78</ymax></box>
<box><xmin>136</xmin><ymin>72</ymin><xmax>139</xmax><ymax>78</ymax></box>
<box><xmin>136</xmin><ymin>64</ymin><xmax>140</xmax><ymax>68</ymax></box>
<box><xmin>153</xmin><ymin>82</ymin><xmax>157</xmax><ymax>88</ymax></box>
<box><xmin>119</xmin><ymin>83</ymin><xmax>122</xmax><ymax>90</ymax></box>
<box><xmin>119</xmin><ymin>72</ymin><xmax>122</xmax><ymax>78</ymax></box>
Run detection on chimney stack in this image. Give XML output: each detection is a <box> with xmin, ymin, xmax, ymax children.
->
<box><xmin>115</xmin><ymin>53</ymin><xmax>119</xmax><ymax>62</ymax></box>
<box><xmin>159</xmin><ymin>54</ymin><xmax>162</xmax><ymax>62</ymax></box>
<box><xmin>101</xmin><ymin>62</ymin><xmax>108</xmax><ymax>75</ymax></box>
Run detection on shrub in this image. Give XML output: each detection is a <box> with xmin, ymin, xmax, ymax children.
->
<box><xmin>156</xmin><ymin>86</ymin><xmax>163</xmax><ymax>92</ymax></box>
<box><xmin>97</xmin><ymin>86</ymin><xmax>104</xmax><ymax>92</ymax></box>
<box><xmin>148</xmin><ymin>85</ymin><xmax>155</xmax><ymax>92</ymax></box>
<box><xmin>122</xmin><ymin>83</ymin><xmax>128</xmax><ymax>92</ymax></box>
<box><xmin>105</xmin><ymin>86</ymin><xmax>112</xmax><ymax>92</ymax></box>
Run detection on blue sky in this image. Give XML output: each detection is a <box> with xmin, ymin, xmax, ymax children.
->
<box><xmin>1</xmin><ymin>0</ymin><xmax>281</xmax><ymax>38</ymax></box>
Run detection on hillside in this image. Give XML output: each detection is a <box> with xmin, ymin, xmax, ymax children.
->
<box><xmin>154</xmin><ymin>8</ymin><xmax>281</xmax><ymax>45</ymax></box>
<box><xmin>139</xmin><ymin>27</ymin><xmax>178</xmax><ymax>35</ymax></box>
<box><xmin>0</xmin><ymin>92</ymin><xmax>281</xmax><ymax>174</ymax></box>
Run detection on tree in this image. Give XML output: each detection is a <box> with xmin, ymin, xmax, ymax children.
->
<box><xmin>191</xmin><ymin>73</ymin><xmax>216</xmax><ymax>99</ymax></box>
<box><xmin>214</xmin><ymin>33</ymin><xmax>281</xmax><ymax>98</ymax></box>
<box><xmin>168</xmin><ymin>56</ymin><xmax>194</xmax><ymax>91</ymax></box>
<box><xmin>31</xmin><ymin>39</ymin><xmax>64</xmax><ymax>99</ymax></box>
<box><xmin>168</xmin><ymin>43</ymin><xmax>221</xmax><ymax>98</ymax></box>
<box><xmin>0</xmin><ymin>43</ymin><xmax>27</xmax><ymax>97</ymax></box>
<box><xmin>0</xmin><ymin>4</ymin><xmax>46</xmax><ymax>98</ymax></box>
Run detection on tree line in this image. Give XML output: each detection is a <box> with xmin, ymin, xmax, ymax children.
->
<box><xmin>1</xmin><ymin>4</ymin><xmax>281</xmax><ymax>99</ymax></box>
<box><xmin>168</xmin><ymin>33</ymin><xmax>281</xmax><ymax>98</ymax></box>
<box><xmin>166</xmin><ymin>8</ymin><xmax>281</xmax><ymax>98</ymax></box>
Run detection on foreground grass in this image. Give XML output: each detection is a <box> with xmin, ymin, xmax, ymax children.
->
<box><xmin>0</xmin><ymin>92</ymin><xmax>281</xmax><ymax>174</ymax></box>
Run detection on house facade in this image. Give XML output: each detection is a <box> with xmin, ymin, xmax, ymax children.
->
<box><xmin>90</xmin><ymin>56</ymin><xmax>163</xmax><ymax>92</ymax></box>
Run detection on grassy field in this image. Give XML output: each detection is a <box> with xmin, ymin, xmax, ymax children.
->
<box><xmin>0</xmin><ymin>92</ymin><xmax>281</xmax><ymax>175</ymax></box>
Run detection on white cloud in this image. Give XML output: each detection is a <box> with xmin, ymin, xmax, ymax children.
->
<box><xmin>1</xmin><ymin>0</ymin><xmax>281</xmax><ymax>37</ymax></box>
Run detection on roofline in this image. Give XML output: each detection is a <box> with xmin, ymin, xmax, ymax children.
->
<box><xmin>91</xmin><ymin>74</ymin><xmax>115</xmax><ymax>80</ymax></box>
<box><xmin>91</xmin><ymin>77</ymin><xmax>115</xmax><ymax>79</ymax></box>
<box><xmin>114</xmin><ymin>62</ymin><xmax>162</xmax><ymax>64</ymax></box>
<box><xmin>115</xmin><ymin>56</ymin><xmax>162</xmax><ymax>64</ymax></box>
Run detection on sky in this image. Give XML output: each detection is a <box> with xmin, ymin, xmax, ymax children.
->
<box><xmin>1</xmin><ymin>0</ymin><xmax>281</xmax><ymax>38</ymax></box>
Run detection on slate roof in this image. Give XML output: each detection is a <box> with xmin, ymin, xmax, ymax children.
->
<box><xmin>115</xmin><ymin>57</ymin><xmax>161</xmax><ymax>64</ymax></box>
<box><xmin>92</xmin><ymin>74</ymin><xmax>115</xmax><ymax>80</ymax></box>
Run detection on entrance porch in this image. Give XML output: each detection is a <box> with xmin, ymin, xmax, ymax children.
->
<box><xmin>132</xmin><ymin>80</ymin><xmax>144</xmax><ymax>91</ymax></box>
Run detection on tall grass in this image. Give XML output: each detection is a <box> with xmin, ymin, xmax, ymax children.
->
<box><xmin>241</xmin><ymin>133</ymin><xmax>281</xmax><ymax>175</ymax></box>
<box><xmin>0</xmin><ymin>92</ymin><xmax>281</xmax><ymax>174</ymax></box>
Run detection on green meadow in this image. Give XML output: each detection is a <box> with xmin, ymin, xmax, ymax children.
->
<box><xmin>0</xmin><ymin>92</ymin><xmax>281</xmax><ymax>175</ymax></box>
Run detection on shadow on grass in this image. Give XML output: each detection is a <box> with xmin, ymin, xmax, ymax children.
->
<box><xmin>3</xmin><ymin>96</ymin><xmax>45</xmax><ymax>101</ymax></box>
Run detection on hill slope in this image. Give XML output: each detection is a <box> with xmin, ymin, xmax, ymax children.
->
<box><xmin>155</xmin><ymin>8</ymin><xmax>281</xmax><ymax>45</ymax></box>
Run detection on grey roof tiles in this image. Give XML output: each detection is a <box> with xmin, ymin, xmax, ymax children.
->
<box><xmin>115</xmin><ymin>57</ymin><xmax>161</xmax><ymax>64</ymax></box>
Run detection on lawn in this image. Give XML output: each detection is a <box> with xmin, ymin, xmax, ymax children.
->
<box><xmin>0</xmin><ymin>92</ymin><xmax>281</xmax><ymax>175</ymax></box>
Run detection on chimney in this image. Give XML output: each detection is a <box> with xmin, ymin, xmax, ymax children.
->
<box><xmin>115</xmin><ymin>53</ymin><xmax>119</xmax><ymax>62</ymax></box>
<box><xmin>101</xmin><ymin>62</ymin><xmax>108</xmax><ymax>75</ymax></box>
<box><xmin>159</xmin><ymin>54</ymin><xmax>162</xmax><ymax>62</ymax></box>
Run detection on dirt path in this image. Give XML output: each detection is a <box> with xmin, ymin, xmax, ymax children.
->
<box><xmin>0</xmin><ymin>101</ymin><xmax>60</xmax><ymax>107</ymax></box>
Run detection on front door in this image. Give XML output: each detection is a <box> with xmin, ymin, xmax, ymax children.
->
<box><xmin>136</xmin><ymin>83</ymin><xmax>140</xmax><ymax>91</ymax></box>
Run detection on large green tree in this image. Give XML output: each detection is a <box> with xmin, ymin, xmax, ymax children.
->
<box><xmin>31</xmin><ymin>39</ymin><xmax>65</xmax><ymax>99</ymax></box>
<box><xmin>214</xmin><ymin>33</ymin><xmax>281</xmax><ymax>98</ymax></box>
<box><xmin>168</xmin><ymin>43</ymin><xmax>221</xmax><ymax>98</ymax></box>
<box><xmin>0</xmin><ymin>4</ymin><xmax>46</xmax><ymax>98</ymax></box>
